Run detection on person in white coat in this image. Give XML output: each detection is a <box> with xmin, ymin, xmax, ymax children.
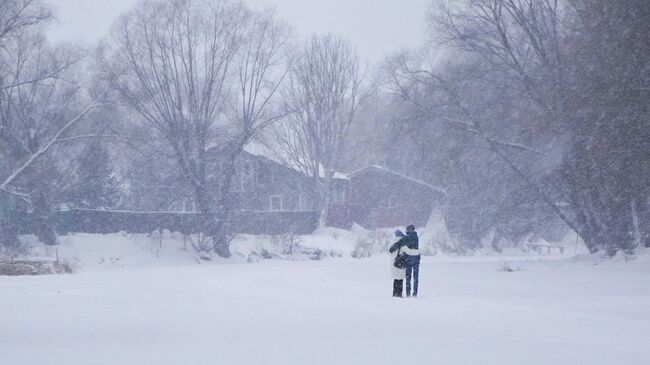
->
<box><xmin>389</xmin><ymin>230</ymin><xmax>406</xmax><ymax>297</ymax></box>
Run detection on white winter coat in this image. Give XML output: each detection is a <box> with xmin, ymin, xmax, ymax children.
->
<box><xmin>390</xmin><ymin>247</ymin><xmax>405</xmax><ymax>280</ymax></box>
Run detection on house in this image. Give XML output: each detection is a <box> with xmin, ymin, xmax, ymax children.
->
<box><xmin>186</xmin><ymin>146</ymin><xmax>444</xmax><ymax>231</ymax></box>
<box><xmin>331</xmin><ymin>165</ymin><xmax>445</xmax><ymax>229</ymax></box>
<box><xmin>50</xmin><ymin>143</ymin><xmax>348</xmax><ymax>236</ymax></box>
<box><xmin>203</xmin><ymin>142</ymin><xmax>350</xmax><ymax>213</ymax></box>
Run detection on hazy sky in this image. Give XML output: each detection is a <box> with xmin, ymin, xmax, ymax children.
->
<box><xmin>47</xmin><ymin>0</ymin><xmax>430</xmax><ymax>65</ymax></box>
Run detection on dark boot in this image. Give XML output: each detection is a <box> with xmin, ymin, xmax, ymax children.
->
<box><xmin>392</xmin><ymin>279</ymin><xmax>403</xmax><ymax>297</ymax></box>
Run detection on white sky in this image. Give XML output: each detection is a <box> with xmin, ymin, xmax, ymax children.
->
<box><xmin>47</xmin><ymin>0</ymin><xmax>430</xmax><ymax>65</ymax></box>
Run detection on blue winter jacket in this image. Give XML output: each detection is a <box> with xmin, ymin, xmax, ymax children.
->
<box><xmin>403</xmin><ymin>231</ymin><xmax>420</xmax><ymax>266</ymax></box>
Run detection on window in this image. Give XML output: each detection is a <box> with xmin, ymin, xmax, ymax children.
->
<box><xmin>243</xmin><ymin>161</ymin><xmax>253</xmax><ymax>177</ymax></box>
<box><xmin>257</xmin><ymin>164</ymin><xmax>272</xmax><ymax>185</ymax></box>
<box><xmin>387</xmin><ymin>195</ymin><xmax>400</xmax><ymax>208</ymax></box>
<box><xmin>297</xmin><ymin>193</ymin><xmax>307</xmax><ymax>211</ymax></box>
<box><xmin>241</xmin><ymin>161</ymin><xmax>255</xmax><ymax>191</ymax></box>
<box><xmin>229</xmin><ymin>173</ymin><xmax>243</xmax><ymax>192</ymax></box>
<box><xmin>331</xmin><ymin>187</ymin><xmax>346</xmax><ymax>204</ymax></box>
<box><xmin>269</xmin><ymin>195</ymin><xmax>283</xmax><ymax>211</ymax></box>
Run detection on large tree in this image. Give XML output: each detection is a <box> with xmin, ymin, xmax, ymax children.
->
<box><xmin>0</xmin><ymin>0</ymin><xmax>103</xmax><ymax>247</ymax></box>
<box><xmin>561</xmin><ymin>0</ymin><xmax>650</xmax><ymax>252</ymax></box>
<box><xmin>99</xmin><ymin>0</ymin><xmax>290</xmax><ymax>256</ymax></box>
<box><xmin>384</xmin><ymin>0</ymin><xmax>649</xmax><ymax>254</ymax></box>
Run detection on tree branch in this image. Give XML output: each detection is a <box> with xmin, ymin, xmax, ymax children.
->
<box><xmin>0</xmin><ymin>99</ymin><xmax>104</xmax><ymax>191</ymax></box>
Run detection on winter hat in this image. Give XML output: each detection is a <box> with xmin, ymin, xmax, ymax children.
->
<box><xmin>406</xmin><ymin>224</ymin><xmax>415</xmax><ymax>232</ymax></box>
<box><xmin>394</xmin><ymin>229</ymin><xmax>405</xmax><ymax>237</ymax></box>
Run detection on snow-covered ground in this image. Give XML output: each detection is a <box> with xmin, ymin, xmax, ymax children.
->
<box><xmin>1</xmin><ymin>234</ymin><xmax>649</xmax><ymax>365</ymax></box>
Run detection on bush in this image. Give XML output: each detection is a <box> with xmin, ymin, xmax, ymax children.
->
<box><xmin>0</xmin><ymin>259</ymin><xmax>75</xmax><ymax>276</ymax></box>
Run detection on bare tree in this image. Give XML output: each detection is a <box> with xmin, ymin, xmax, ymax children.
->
<box><xmin>212</xmin><ymin>7</ymin><xmax>292</xmax><ymax>252</ymax></box>
<box><xmin>99</xmin><ymin>0</ymin><xmax>291</xmax><ymax>256</ymax></box>
<box><xmin>0</xmin><ymin>0</ymin><xmax>106</xmax><ymax>247</ymax></box>
<box><xmin>278</xmin><ymin>34</ymin><xmax>364</xmax><ymax>227</ymax></box>
<box><xmin>430</xmin><ymin>0</ymin><xmax>650</xmax><ymax>254</ymax></box>
<box><xmin>383</xmin><ymin>1</ymin><xmax>576</xmax><ymax>250</ymax></box>
<box><xmin>384</xmin><ymin>0</ymin><xmax>650</xmax><ymax>254</ymax></box>
<box><xmin>382</xmin><ymin>51</ymin><xmax>557</xmax><ymax>249</ymax></box>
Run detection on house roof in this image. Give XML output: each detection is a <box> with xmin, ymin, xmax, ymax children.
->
<box><xmin>348</xmin><ymin>165</ymin><xmax>446</xmax><ymax>195</ymax></box>
<box><xmin>243</xmin><ymin>141</ymin><xmax>350</xmax><ymax>180</ymax></box>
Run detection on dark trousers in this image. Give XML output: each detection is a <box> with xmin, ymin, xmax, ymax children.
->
<box><xmin>392</xmin><ymin>279</ymin><xmax>403</xmax><ymax>297</ymax></box>
<box><xmin>405</xmin><ymin>263</ymin><xmax>419</xmax><ymax>297</ymax></box>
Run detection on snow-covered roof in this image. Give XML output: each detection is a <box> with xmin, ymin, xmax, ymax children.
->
<box><xmin>348</xmin><ymin>165</ymin><xmax>446</xmax><ymax>195</ymax></box>
<box><xmin>243</xmin><ymin>141</ymin><xmax>349</xmax><ymax>180</ymax></box>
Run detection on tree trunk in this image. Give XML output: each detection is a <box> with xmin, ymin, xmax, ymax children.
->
<box><xmin>193</xmin><ymin>183</ymin><xmax>212</xmax><ymax>215</ymax></box>
<box><xmin>631</xmin><ymin>196</ymin><xmax>650</xmax><ymax>249</ymax></box>
<box><xmin>490</xmin><ymin>228</ymin><xmax>503</xmax><ymax>253</ymax></box>
<box><xmin>317</xmin><ymin>169</ymin><xmax>333</xmax><ymax>229</ymax></box>
<box><xmin>319</xmin><ymin>199</ymin><xmax>330</xmax><ymax>229</ymax></box>
<box><xmin>32</xmin><ymin>190</ymin><xmax>57</xmax><ymax>246</ymax></box>
<box><xmin>210</xmin><ymin>147</ymin><xmax>244</xmax><ymax>258</ymax></box>
<box><xmin>0</xmin><ymin>209</ymin><xmax>21</xmax><ymax>251</ymax></box>
<box><xmin>576</xmin><ymin>201</ymin><xmax>638</xmax><ymax>257</ymax></box>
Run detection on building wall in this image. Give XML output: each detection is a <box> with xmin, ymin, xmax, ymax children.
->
<box><xmin>344</xmin><ymin>167</ymin><xmax>442</xmax><ymax>229</ymax></box>
<box><xmin>211</xmin><ymin>152</ymin><xmax>348</xmax><ymax>213</ymax></box>
<box><xmin>227</xmin><ymin>154</ymin><xmax>311</xmax><ymax>211</ymax></box>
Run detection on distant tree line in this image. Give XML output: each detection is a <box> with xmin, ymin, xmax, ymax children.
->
<box><xmin>1</xmin><ymin>0</ymin><xmax>647</xmax><ymax>257</ymax></box>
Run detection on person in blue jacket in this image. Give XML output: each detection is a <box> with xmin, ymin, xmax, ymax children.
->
<box><xmin>401</xmin><ymin>224</ymin><xmax>420</xmax><ymax>297</ymax></box>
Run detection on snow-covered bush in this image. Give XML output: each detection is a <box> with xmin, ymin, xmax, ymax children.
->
<box><xmin>232</xmin><ymin>231</ymin><xmax>349</xmax><ymax>263</ymax></box>
<box><xmin>0</xmin><ymin>259</ymin><xmax>74</xmax><ymax>276</ymax></box>
<box><xmin>498</xmin><ymin>262</ymin><xmax>523</xmax><ymax>272</ymax></box>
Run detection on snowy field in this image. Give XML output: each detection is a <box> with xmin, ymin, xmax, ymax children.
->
<box><xmin>2</xmin><ymin>236</ymin><xmax>650</xmax><ymax>365</ymax></box>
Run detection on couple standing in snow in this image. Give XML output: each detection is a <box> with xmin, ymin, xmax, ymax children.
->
<box><xmin>389</xmin><ymin>225</ymin><xmax>420</xmax><ymax>298</ymax></box>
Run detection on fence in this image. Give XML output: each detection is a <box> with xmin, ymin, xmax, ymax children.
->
<box><xmin>22</xmin><ymin>209</ymin><xmax>320</xmax><ymax>236</ymax></box>
<box><xmin>327</xmin><ymin>204</ymin><xmax>432</xmax><ymax>229</ymax></box>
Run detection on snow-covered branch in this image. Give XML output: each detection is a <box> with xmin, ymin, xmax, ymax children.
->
<box><xmin>0</xmin><ymin>99</ymin><xmax>104</xmax><ymax>192</ymax></box>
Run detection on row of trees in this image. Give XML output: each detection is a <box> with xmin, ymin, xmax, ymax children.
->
<box><xmin>1</xmin><ymin>0</ymin><xmax>647</xmax><ymax>257</ymax></box>
<box><xmin>0</xmin><ymin>0</ymin><xmax>363</xmax><ymax>256</ymax></box>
